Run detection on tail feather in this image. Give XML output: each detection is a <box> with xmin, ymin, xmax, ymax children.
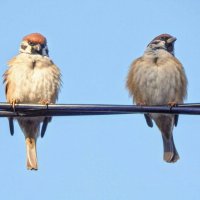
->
<box><xmin>162</xmin><ymin>134</ymin><xmax>179</xmax><ymax>163</ymax></box>
<box><xmin>152</xmin><ymin>114</ymin><xmax>179</xmax><ymax>163</ymax></box>
<box><xmin>26</xmin><ymin>138</ymin><xmax>38</xmax><ymax>170</ymax></box>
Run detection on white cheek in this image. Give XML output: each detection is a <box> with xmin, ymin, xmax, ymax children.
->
<box><xmin>27</xmin><ymin>46</ymin><xmax>32</xmax><ymax>52</ymax></box>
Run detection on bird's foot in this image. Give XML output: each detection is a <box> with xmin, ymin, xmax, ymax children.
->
<box><xmin>137</xmin><ymin>101</ymin><xmax>147</xmax><ymax>106</ymax></box>
<box><xmin>10</xmin><ymin>98</ymin><xmax>19</xmax><ymax>112</ymax></box>
<box><xmin>168</xmin><ymin>101</ymin><xmax>178</xmax><ymax>107</ymax></box>
<box><xmin>168</xmin><ymin>101</ymin><xmax>178</xmax><ymax>112</ymax></box>
<box><xmin>39</xmin><ymin>99</ymin><xmax>50</xmax><ymax>109</ymax></box>
<box><xmin>39</xmin><ymin>99</ymin><xmax>49</xmax><ymax>105</ymax></box>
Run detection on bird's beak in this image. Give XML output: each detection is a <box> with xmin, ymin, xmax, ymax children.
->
<box><xmin>35</xmin><ymin>44</ymin><xmax>41</xmax><ymax>51</ymax></box>
<box><xmin>31</xmin><ymin>44</ymin><xmax>41</xmax><ymax>54</ymax></box>
<box><xmin>167</xmin><ymin>37</ymin><xmax>177</xmax><ymax>44</ymax></box>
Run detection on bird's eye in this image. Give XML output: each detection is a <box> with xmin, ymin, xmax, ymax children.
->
<box><xmin>28</xmin><ymin>41</ymin><xmax>36</xmax><ymax>46</ymax></box>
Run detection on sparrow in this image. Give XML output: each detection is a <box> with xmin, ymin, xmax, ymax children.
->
<box><xmin>126</xmin><ymin>34</ymin><xmax>187</xmax><ymax>163</ymax></box>
<box><xmin>3</xmin><ymin>33</ymin><xmax>61</xmax><ymax>170</ymax></box>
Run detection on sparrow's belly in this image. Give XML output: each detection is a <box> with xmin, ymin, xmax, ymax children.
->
<box><xmin>9</xmin><ymin>67</ymin><xmax>58</xmax><ymax>104</ymax></box>
<box><xmin>19</xmin><ymin>79</ymin><xmax>50</xmax><ymax>103</ymax></box>
<box><xmin>136</xmin><ymin>65</ymin><xmax>181</xmax><ymax>105</ymax></box>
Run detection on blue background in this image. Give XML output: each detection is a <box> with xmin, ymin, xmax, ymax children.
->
<box><xmin>0</xmin><ymin>0</ymin><xmax>200</xmax><ymax>199</ymax></box>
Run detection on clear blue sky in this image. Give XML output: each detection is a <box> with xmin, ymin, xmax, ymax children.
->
<box><xmin>0</xmin><ymin>0</ymin><xmax>200</xmax><ymax>199</ymax></box>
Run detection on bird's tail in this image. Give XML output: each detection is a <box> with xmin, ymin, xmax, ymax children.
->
<box><xmin>152</xmin><ymin>114</ymin><xmax>179</xmax><ymax>163</ymax></box>
<box><xmin>162</xmin><ymin>134</ymin><xmax>179</xmax><ymax>163</ymax></box>
<box><xmin>25</xmin><ymin>137</ymin><xmax>38</xmax><ymax>170</ymax></box>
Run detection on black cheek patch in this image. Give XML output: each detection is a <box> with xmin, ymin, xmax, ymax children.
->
<box><xmin>166</xmin><ymin>43</ymin><xmax>174</xmax><ymax>54</ymax></box>
<box><xmin>21</xmin><ymin>45</ymin><xmax>27</xmax><ymax>50</ymax></box>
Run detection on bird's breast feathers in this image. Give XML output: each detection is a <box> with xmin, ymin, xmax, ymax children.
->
<box><xmin>4</xmin><ymin>53</ymin><xmax>61</xmax><ymax>103</ymax></box>
<box><xmin>127</xmin><ymin>52</ymin><xmax>187</xmax><ymax>105</ymax></box>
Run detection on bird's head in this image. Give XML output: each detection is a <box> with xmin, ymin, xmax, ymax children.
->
<box><xmin>19</xmin><ymin>33</ymin><xmax>49</xmax><ymax>56</ymax></box>
<box><xmin>147</xmin><ymin>34</ymin><xmax>177</xmax><ymax>55</ymax></box>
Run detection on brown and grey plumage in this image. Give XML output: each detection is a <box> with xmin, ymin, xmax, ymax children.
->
<box><xmin>3</xmin><ymin>33</ymin><xmax>61</xmax><ymax>170</ymax></box>
<box><xmin>126</xmin><ymin>34</ymin><xmax>187</xmax><ymax>163</ymax></box>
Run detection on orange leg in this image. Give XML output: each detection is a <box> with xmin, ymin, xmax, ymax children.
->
<box><xmin>168</xmin><ymin>101</ymin><xmax>178</xmax><ymax>107</ymax></box>
<box><xmin>10</xmin><ymin>98</ymin><xmax>18</xmax><ymax>112</ymax></box>
<box><xmin>39</xmin><ymin>99</ymin><xmax>49</xmax><ymax>105</ymax></box>
<box><xmin>137</xmin><ymin>101</ymin><xmax>147</xmax><ymax>106</ymax></box>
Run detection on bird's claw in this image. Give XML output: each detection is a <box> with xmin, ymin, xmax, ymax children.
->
<box><xmin>39</xmin><ymin>99</ymin><xmax>49</xmax><ymax>105</ymax></box>
<box><xmin>168</xmin><ymin>101</ymin><xmax>177</xmax><ymax>107</ymax></box>
<box><xmin>168</xmin><ymin>101</ymin><xmax>178</xmax><ymax>112</ymax></box>
<box><xmin>39</xmin><ymin>99</ymin><xmax>50</xmax><ymax>109</ymax></box>
<box><xmin>137</xmin><ymin>101</ymin><xmax>146</xmax><ymax>106</ymax></box>
<box><xmin>10</xmin><ymin>99</ymin><xmax>18</xmax><ymax>112</ymax></box>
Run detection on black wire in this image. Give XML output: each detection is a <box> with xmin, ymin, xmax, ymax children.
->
<box><xmin>0</xmin><ymin>103</ymin><xmax>200</xmax><ymax>117</ymax></box>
